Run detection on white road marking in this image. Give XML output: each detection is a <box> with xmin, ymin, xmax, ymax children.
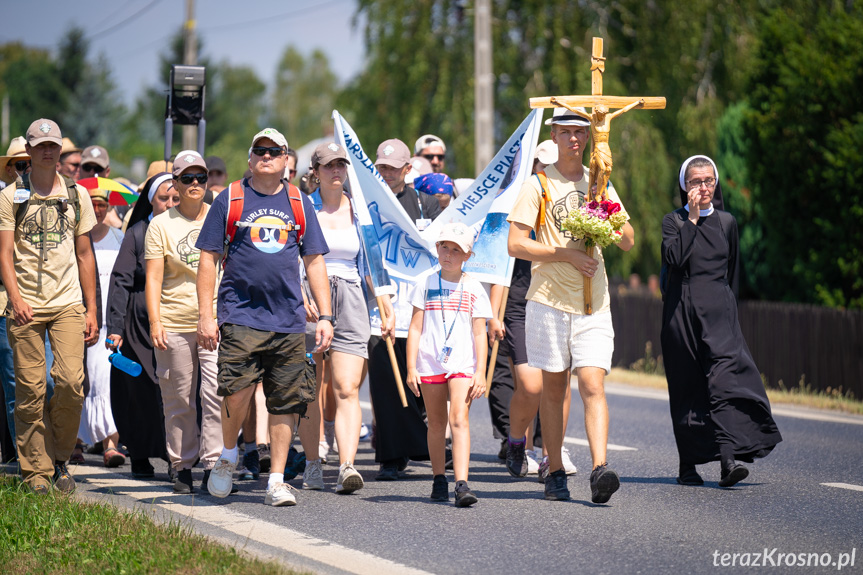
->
<box><xmin>73</xmin><ymin>467</ymin><xmax>434</xmax><ymax>575</ymax></box>
<box><xmin>564</xmin><ymin>436</ymin><xmax>638</xmax><ymax>452</ymax></box>
<box><xmin>821</xmin><ymin>482</ymin><xmax>863</xmax><ymax>493</ymax></box>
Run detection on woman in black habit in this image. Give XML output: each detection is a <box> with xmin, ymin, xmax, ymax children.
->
<box><xmin>660</xmin><ymin>155</ymin><xmax>782</xmax><ymax>487</ymax></box>
<box><xmin>105</xmin><ymin>173</ymin><xmax>177</xmax><ymax>478</ymax></box>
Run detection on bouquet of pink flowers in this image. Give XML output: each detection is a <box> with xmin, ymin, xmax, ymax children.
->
<box><xmin>561</xmin><ymin>199</ymin><xmax>628</xmax><ymax>248</ymax></box>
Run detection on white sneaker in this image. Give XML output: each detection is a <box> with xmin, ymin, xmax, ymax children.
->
<box><xmin>336</xmin><ymin>461</ymin><xmax>364</xmax><ymax>494</ymax></box>
<box><xmin>318</xmin><ymin>440</ymin><xmax>329</xmax><ymax>464</ymax></box>
<box><xmin>525</xmin><ymin>449</ymin><xmax>540</xmax><ymax>475</ymax></box>
<box><xmin>207</xmin><ymin>456</ymin><xmax>237</xmax><ymax>498</ymax></box>
<box><xmin>561</xmin><ymin>446</ymin><xmax>578</xmax><ymax>475</ymax></box>
<box><xmin>324</xmin><ymin>420</ymin><xmax>338</xmax><ymax>454</ymax></box>
<box><xmin>265</xmin><ymin>482</ymin><xmax>297</xmax><ymax>506</ymax></box>
<box><xmin>303</xmin><ymin>458</ymin><xmax>324</xmax><ymax>490</ymax></box>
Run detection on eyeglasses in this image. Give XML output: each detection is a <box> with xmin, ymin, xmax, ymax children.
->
<box><xmin>81</xmin><ymin>163</ymin><xmax>105</xmax><ymax>174</ymax></box>
<box><xmin>62</xmin><ymin>160</ymin><xmax>80</xmax><ymax>169</ymax></box>
<box><xmin>686</xmin><ymin>177</ymin><xmax>716</xmax><ymax>189</ymax></box>
<box><xmin>423</xmin><ymin>154</ymin><xmax>445</xmax><ymax>162</ymax></box>
<box><xmin>13</xmin><ymin>160</ymin><xmax>31</xmax><ymax>172</ymax></box>
<box><xmin>288</xmin><ymin>169</ymin><xmax>297</xmax><ymax>177</ymax></box>
<box><xmin>177</xmin><ymin>173</ymin><xmax>208</xmax><ymax>185</ymax></box>
<box><xmin>251</xmin><ymin>146</ymin><xmax>286</xmax><ymax>158</ymax></box>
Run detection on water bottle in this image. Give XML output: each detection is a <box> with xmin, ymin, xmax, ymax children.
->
<box><xmin>106</xmin><ymin>339</ymin><xmax>143</xmax><ymax>377</ymax></box>
<box><xmin>305</xmin><ymin>352</ymin><xmax>315</xmax><ymax>366</ymax></box>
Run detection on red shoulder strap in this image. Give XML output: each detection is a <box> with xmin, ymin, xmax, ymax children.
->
<box><xmin>225</xmin><ymin>180</ymin><xmax>245</xmax><ymax>245</ymax></box>
<box><xmin>536</xmin><ymin>171</ymin><xmax>550</xmax><ymax>228</ymax></box>
<box><xmin>286</xmin><ymin>182</ymin><xmax>305</xmax><ymax>244</ymax></box>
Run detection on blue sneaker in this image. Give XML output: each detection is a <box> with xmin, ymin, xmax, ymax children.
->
<box><xmin>240</xmin><ymin>448</ymin><xmax>260</xmax><ymax>480</ymax></box>
<box><xmin>284</xmin><ymin>447</ymin><xmax>306</xmax><ymax>481</ymax></box>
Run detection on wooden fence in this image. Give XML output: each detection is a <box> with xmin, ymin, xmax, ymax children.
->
<box><xmin>610</xmin><ymin>291</ymin><xmax>863</xmax><ymax>399</ymax></box>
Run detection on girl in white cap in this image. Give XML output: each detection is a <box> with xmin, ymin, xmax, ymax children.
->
<box><xmin>405</xmin><ymin>222</ymin><xmax>492</xmax><ymax>507</ymax></box>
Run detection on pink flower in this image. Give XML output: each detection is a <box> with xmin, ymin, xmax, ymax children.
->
<box><xmin>588</xmin><ymin>201</ymin><xmax>599</xmax><ymax>210</ymax></box>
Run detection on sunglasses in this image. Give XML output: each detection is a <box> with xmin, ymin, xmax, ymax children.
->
<box><xmin>13</xmin><ymin>160</ymin><xmax>31</xmax><ymax>172</ymax></box>
<box><xmin>177</xmin><ymin>173</ymin><xmax>208</xmax><ymax>185</ymax></box>
<box><xmin>251</xmin><ymin>146</ymin><xmax>286</xmax><ymax>158</ymax></box>
<box><xmin>81</xmin><ymin>163</ymin><xmax>105</xmax><ymax>174</ymax></box>
<box><xmin>289</xmin><ymin>169</ymin><xmax>297</xmax><ymax>177</ymax></box>
<box><xmin>423</xmin><ymin>154</ymin><xmax>445</xmax><ymax>161</ymax></box>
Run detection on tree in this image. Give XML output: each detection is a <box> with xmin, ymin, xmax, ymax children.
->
<box><xmin>0</xmin><ymin>43</ymin><xmax>66</xmax><ymax>140</ymax></box>
<box><xmin>745</xmin><ymin>0</ymin><xmax>863</xmax><ymax>308</ymax></box>
<box><xmin>270</xmin><ymin>47</ymin><xmax>340</xmax><ymax>148</ymax></box>
<box><xmin>61</xmin><ymin>53</ymin><xmax>126</xmax><ymax>150</ymax></box>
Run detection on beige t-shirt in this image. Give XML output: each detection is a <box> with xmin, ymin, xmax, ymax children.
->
<box><xmin>0</xmin><ymin>175</ymin><xmax>96</xmax><ymax>311</ymax></box>
<box><xmin>507</xmin><ymin>163</ymin><xmax>628</xmax><ymax>315</ymax></box>
<box><xmin>144</xmin><ymin>205</ymin><xmax>217</xmax><ymax>332</ymax></box>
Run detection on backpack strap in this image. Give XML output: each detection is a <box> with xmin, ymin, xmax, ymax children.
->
<box><xmin>535</xmin><ymin>171</ymin><xmax>550</xmax><ymax>229</ymax></box>
<box><xmin>61</xmin><ymin>176</ymin><xmax>80</xmax><ymax>226</ymax></box>
<box><xmin>224</xmin><ymin>179</ymin><xmax>245</xmax><ymax>248</ymax></box>
<box><xmin>285</xmin><ymin>180</ymin><xmax>305</xmax><ymax>246</ymax></box>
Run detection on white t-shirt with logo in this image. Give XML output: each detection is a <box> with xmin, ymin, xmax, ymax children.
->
<box><xmin>408</xmin><ymin>271</ymin><xmax>492</xmax><ymax>377</ymax></box>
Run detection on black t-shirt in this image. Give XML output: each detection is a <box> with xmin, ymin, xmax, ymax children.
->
<box><xmin>395</xmin><ymin>185</ymin><xmax>442</xmax><ymax>222</ymax></box>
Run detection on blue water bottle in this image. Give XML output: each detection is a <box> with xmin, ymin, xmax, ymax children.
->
<box><xmin>106</xmin><ymin>339</ymin><xmax>143</xmax><ymax>377</ymax></box>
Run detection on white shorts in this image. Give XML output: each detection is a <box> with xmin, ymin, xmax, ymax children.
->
<box><xmin>525</xmin><ymin>300</ymin><xmax>614</xmax><ymax>374</ymax></box>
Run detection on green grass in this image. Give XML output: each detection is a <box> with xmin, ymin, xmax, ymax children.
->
<box><xmin>0</xmin><ymin>476</ymin><xmax>303</xmax><ymax>575</ymax></box>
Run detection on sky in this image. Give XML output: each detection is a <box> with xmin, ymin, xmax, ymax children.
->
<box><xmin>1</xmin><ymin>0</ymin><xmax>366</xmax><ymax>106</ymax></box>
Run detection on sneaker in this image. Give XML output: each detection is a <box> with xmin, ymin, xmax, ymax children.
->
<box><xmin>359</xmin><ymin>423</ymin><xmax>372</xmax><ymax>441</ymax></box>
<box><xmin>718</xmin><ymin>463</ymin><xmax>749</xmax><ymax>488</ymax></box>
<box><xmin>284</xmin><ymin>447</ymin><xmax>307</xmax><ymax>481</ymax></box>
<box><xmin>497</xmin><ymin>438</ymin><xmax>508</xmax><ymax>461</ymax></box>
<box><xmin>303</xmin><ymin>458</ymin><xmax>324</xmax><ymax>490</ymax></box>
<box><xmin>203</xmin><ymin>469</ymin><xmax>238</xmax><ymax>494</ymax></box>
<box><xmin>430</xmin><ymin>474</ymin><xmax>448</xmax><ymax>501</ymax></box>
<box><xmin>265</xmin><ymin>482</ymin><xmax>297</xmax><ymax>506</ymax></box>
<box><xmin>53</xmin><ymin>463</ymin><xmax>76</xmax><ymax>493</ymax></box>
<box><xmin>69</xmin><ymin>444</ymin><xmax>86</xmax><ymax>465</ymax></box>
<box><xmin>173</xmin><ymin>468</ymin><xmax>193</xmax><ymax>494</ymax></box>
<box><xmin>505</xmin><ymin>438</ymin><xmax>528</xmax><ymax>477</ymax></box>
<box><xmin>537</xmin><ymin>455</ymin><xmax>550</xmax><ymax>484</ymax></box>
<box><xmin>444</xmin><ymin>448</ymin><xmax>454</xmax><ymax>471</ymax></box>
<box><xmin>454</xmin><ymin>480</ymin><xmax>478</xmax><ymax>507</ymax></box>
<box><xmin>589</xmin><ymin>463</ymin><xmax>620</xmax><ymax>504</ymax></box>
<box><xmin>336</xmin><ymin>462</ymin><xmax>364</xmax><ymax>494</ymax></box>
<box><xmin>561</xmin><ymin>446</ymin><xmax>578</xmax><ymax>475</ymax></box>
<box><xmin>103</xmin><ymin>447</ymin><xmax>126</xmax><ymax>468</ymax></box>
<box><xmin>257</xmin><ymin>443</ymin><xmax>271</xmax><ymax>473</ymax></box>
<box><xmin>544</xmin><ymin>469</ymin><xmax>570</xmax><ymax>501</ymax></box>
<box><xmin>324</xmin><ymin>420</ymin><xmax>337</xmax><ymax>454</ymax></box>
<box><xmin>318</xmin><ymin>440</ymin><xmax>329</xmax><ymax>464</ymax></box>
<box><xmin>207</xmin><ymin>456</ymin><xmax>237</xmax><ymax>498</ymax></box>
<box><xmin>525</xmin><ymin>449</ymin><xmax>540</xmax><ymax>475</ymax></box>
<box><xmin>241</xmin><ymin>448</ymin><xmax>260</xmax><ymax>480</ymax></box>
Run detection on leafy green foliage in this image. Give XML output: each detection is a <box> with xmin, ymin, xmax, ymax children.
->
<box><xmin>745</xmin><ymin>0</ymin><xmax>863</xmax><ymax>308</ymax></box>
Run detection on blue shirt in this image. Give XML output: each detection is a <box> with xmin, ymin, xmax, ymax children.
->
<box><xmin>196</xmin><ymin>181</ymin><xmax>329</xmax><ymax>333</ymax></box>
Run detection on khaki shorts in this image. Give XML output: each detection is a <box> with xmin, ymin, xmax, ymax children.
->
<box><xmin>217</xmin><ymin>324</ymin><xmax>315</xmax><ymax>416</ymax></box>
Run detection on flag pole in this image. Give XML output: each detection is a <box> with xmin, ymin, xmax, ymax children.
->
<box><xmin>377</xmin><ymin>296</ymin><xmax>407</xmax><ymax>408</ymax></box>
<box><xmin>485</xmin><ymin>286</ymin><xmax>509</xmax><ymax>398</ymax></box>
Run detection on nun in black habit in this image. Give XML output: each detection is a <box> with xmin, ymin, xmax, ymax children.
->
<box><xmin>105</xmin><ymin>173</ymin><xmax>176</xmax><ymax>478</ymax></box>
<box><xmin>660</xmin><ymin>155</ymin><xmax>781</xmax><ymax>488</ymax></box>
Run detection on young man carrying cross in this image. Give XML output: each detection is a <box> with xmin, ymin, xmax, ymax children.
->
<box><xmin>506</xmin><ymin>107</ymin><xmax>635</xmax><ymax>503</ymax></box>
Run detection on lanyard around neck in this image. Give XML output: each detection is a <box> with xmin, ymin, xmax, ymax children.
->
<box><xmin>438</xmin><ymin>271</ymin><xmax>465</xmax><ymax>345</ymax></box>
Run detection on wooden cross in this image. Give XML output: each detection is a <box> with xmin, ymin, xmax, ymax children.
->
<box><xmin>529</xmin><ymin>37</ymin><xmax>666</xmax><ymax>314</ymax></box>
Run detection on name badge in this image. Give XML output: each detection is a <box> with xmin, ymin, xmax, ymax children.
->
<box><xmin>13</xmin><ymin>188</ymin><xmax>31</xmax><ymax>204</ymax></box>
<box><xmin>416</xmin><ymin>218</ymin><xmax>432</xmax><ymax>231</ymax></box>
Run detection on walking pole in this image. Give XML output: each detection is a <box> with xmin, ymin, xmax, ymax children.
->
<box><xmin>485</xmin><ymin>286</ymin><xmax>509</xmax><ymax>398</ymax></box>
<box><xmin>377</xmin><ymin>296</ymin><xmax>407</xmax><ymax>408</ymax></box>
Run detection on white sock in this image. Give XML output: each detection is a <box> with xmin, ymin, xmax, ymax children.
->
<box><xmin>268</xmin><ymin>472</ymin><xmax>284</xmax><ymax>489</ymax></box>
<box><xmin>221</xmin><ymin>446</ymin><xmax>239</xmax><ymax>463</ymax></box>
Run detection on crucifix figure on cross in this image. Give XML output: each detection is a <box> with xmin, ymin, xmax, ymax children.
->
<box><xmin>530</xmin><ymin>37</ymin><xmax>666</xmax><ymax>203</ymax></box>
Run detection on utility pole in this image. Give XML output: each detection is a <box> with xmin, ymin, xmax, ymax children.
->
<box><xmin>1</xmin><ymin>95</ymin><xmax>9</xmax><ymax>148</ymax></box>
<box><xmin>473</xmin><ymin>0</ymin><xmax>493</xmax><ymax>175</ymax></box>
<box><xmin>182</xmin><ymin>0</ymin><xmax>197</xmax><ymax>151</ymax></box>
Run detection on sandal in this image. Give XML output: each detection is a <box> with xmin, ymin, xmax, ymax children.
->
<box><xmin>69</xmin><ymin>444</ymin><xmax>86</xmax><ymax>465</ymax></box>
<box><xmin>104</xmin><ymin>447</ymin><xmax>126</xmax><ymax>468</ymax></box>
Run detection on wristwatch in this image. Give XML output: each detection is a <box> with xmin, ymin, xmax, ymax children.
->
<box><xmin>317</xmin><ymin>315</ymin><xmax>335</xmax><ymax>324</ymax></box>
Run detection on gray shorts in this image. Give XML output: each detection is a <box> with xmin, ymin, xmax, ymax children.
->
<box><xmin>306</xmin><ymin>276</ymin><xmax>370</xmax><ymax>359</ymax></box>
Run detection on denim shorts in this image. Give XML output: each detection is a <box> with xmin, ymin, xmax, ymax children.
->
<box><xmin>217</xmin><ymin>324</ymin><xmax>315</xmax><ymax>416</ymax></box>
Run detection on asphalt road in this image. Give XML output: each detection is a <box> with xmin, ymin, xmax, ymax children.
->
<box><xmin>22</xmin><ymin>380</ymin><xmax>863</xmax><ymax>575</ymax></box>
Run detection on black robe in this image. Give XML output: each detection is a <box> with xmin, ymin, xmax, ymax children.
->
<box><xmin>660</xmin><ymin>208</ymin><xmax>782</xmax><ymax>465</ymax></box>
<box><xmin>106</xmin><ymin>219</ymin><xmax>167</xmax><ymax>460</ymax></box>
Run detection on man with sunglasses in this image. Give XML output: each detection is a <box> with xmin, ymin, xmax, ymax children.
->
<box><xmin>0</xmin><ymin>137</ymin><xmax>32</xmax><ymax>189</ymax></box>
<box><xmin>80</xmin><ymin>145</ymin><xmax>111</xmax><ymax>179</ymax></box>
<box><xmin>196</xmin><ymin>127</ymin><xmax>333</xmax><ymax>507</ymax></box>
<box><xmin>57</xmin><ymin>138</ymin><xmax>82</xmax><ymax>181</ymax></box>
<box><xmin>0</xmin><ymin>118</ymin><xmax>99</xmax><ymax>494</ymax></box>
<box><xmin>414</xmin><ymin>134</ymin><xmax>447</xmax><ymax>174</ymax></box>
